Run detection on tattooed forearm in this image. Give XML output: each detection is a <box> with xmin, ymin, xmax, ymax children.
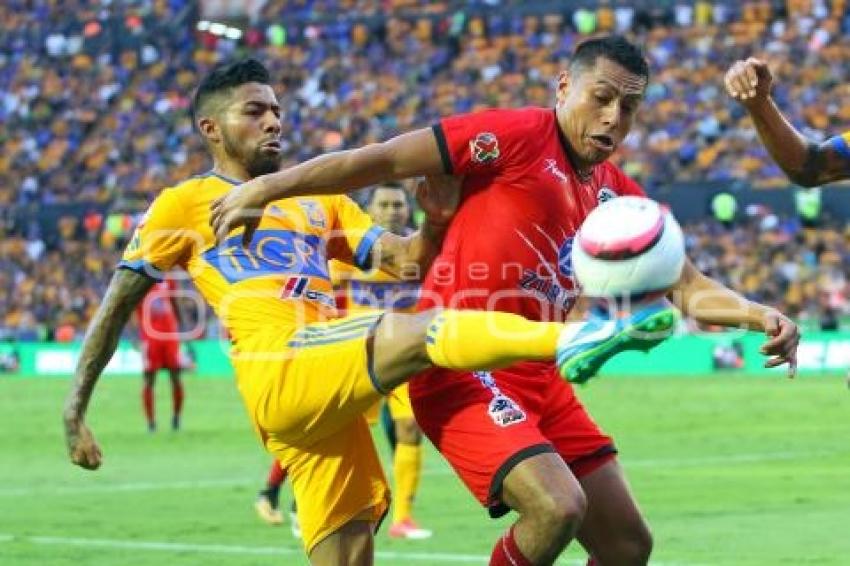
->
<box><xmin>64</xmin><ymin>269</ymin><xmax>154</xmax><ymax>418</ymax></box>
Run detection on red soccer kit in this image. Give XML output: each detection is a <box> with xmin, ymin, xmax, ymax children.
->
<box><xmin>136</xmin><ymin>279</ymin><xmax>180</xmax><ymax>372</ymax></box>
<box><xmin>410</xmin><ymin>107</ymin><xmax>645</xmax><ymax>517</ymax></box>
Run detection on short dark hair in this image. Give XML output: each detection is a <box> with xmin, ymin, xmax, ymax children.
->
<box><xmin>570</xmin><ymin>35</ymin><xmax>649</xmax><ymax>81</ymax></box>
<box><xmin>365</xmin><ymin>182</ymin><xmax>407</xmax><ymax>206</ymax></box>
<box><xmin>191</xmin><ymin>58</ymin><xmax>271</xmax><ymax>124</ymax></box>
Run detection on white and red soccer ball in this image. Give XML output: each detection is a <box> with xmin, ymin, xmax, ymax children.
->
<box><xmin>572</xmin><ymin>196</ymin><xmax>685</xmax><ymax>298</ymax></box>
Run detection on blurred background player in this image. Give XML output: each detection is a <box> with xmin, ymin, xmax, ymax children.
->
<box><xmin>333</xmin><ymin>183</ymin><xmax>432</xmax><ymax>540</ymax></box>
<box><xmin>135</xmin><ymin>276</ymin><xmax>184</xmax><ymax>432</ymax></box>
<box><xmin>255</xmin><ymin>183</ymin><xmax>432</xmax><ymax>539</ymax></box>
<box><xmin>255</xmin><ymin>463</ymin><xmax>300</xmax><ymax>537</ymax></box>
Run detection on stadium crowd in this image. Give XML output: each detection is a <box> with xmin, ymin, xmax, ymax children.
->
<box><xmin>2</xmin><ymin>0</ymin><xmax>849</xmax><ymax>340</ymax></box>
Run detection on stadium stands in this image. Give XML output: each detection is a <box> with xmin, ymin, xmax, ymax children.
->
<box><xmin>2</xmin><ymin>0</ymin><xmax>849</xmax><ymax>339</ymax></box>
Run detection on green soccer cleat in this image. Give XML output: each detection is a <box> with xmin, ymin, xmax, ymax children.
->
<box><xmin>557</xmin><ymin>301</ymin><xmax>678</xmax><ymax>384</ymax></box>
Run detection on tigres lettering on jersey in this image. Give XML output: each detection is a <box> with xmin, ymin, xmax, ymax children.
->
<box><xmin>119</xmin><ymin>172</ymin><xmax>384</xmax><ymax>344</ymax></box>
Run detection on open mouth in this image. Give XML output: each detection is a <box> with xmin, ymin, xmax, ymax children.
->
<box><xmin>261</xmin><ymin>140</ymin><xmax>282</xmax><ymax>152</ymax></box>
<box><xmin>589</xmin><ymin>134</ymin><xmax>615</xmax><ymax>151</ymax></box>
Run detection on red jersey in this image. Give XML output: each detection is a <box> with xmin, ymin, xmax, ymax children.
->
<box><xmin>137</xmin><ymin>279</ymin><xmax>179</xmax><ymax>341</ymax></box>
<box><xmin>422</xmin><ymin>107</ymin><xmax>644</xmax><ymax>322</ymax></box>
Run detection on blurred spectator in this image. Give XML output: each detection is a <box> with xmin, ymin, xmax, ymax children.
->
<box><xmin>2</xmin><ymin>0</ymin><xmax>850</xmax><ymax>341</ymax></box>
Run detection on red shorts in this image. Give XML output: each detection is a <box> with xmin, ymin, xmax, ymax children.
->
<box><xmin>409</xmin><ymin>361</ymin><xmax>616</xmax><ymax>518</ymax></box>
<box><xmin>140</xmin><ymin>339</ymin><xmax>180</xmax><ymax>373</ymax></box>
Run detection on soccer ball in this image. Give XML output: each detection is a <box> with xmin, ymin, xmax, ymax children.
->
<box><xmin>571</xmin><ymin>196</ymin><xmax>685</xmax><ymax>298</ymax></box>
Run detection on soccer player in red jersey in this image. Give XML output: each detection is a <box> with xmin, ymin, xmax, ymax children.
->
<box><xmin>212</xmin><ymin>37</ymin><xmax>799</xmax><ymax>565</ymax></box>
<box><xmin>135</xmin><ymin>277</ymin><xmax>184</xmax><ymax>432</ymax></box>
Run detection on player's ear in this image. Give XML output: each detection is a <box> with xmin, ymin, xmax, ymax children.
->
<box><xmin>198</xmin><ymin>116</ymin><xmax>221</xmax><ymax>144</ymax></box>
<box><xmin>555</xmin><ymin>70</ymin><xmax>571</xmax><ymax>106</ymax></box>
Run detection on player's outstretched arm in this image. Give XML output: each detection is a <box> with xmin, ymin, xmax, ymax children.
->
<box><xmin>210</xmin><ymin>128</ymin><xmax>446</xmax><ymax>244</ymax></box>
<box><xmin>667</xmin><ymin>259</ymin><xmax>799</xmax><ymax>376</ymax></box>
<box><xmin>63</xmin><ymin>269</ymin><xmax>155</xmax><ymax>469</ymax></box>
<box><xmin>371</xmin><ymin>175</ymin><xmax>460</xmax><ymax>279</ymax></box>
<box><xmin>726</xmin><ymin>57</ymin><xmax>850</xmax><ymax>186</ymax></box>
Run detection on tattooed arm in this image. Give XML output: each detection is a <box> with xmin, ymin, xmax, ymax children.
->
<box><xmin>63</xmin><ymin>269</ymin><xmax>155</xmax><ymax>470</ymax></box>
<box><xmin>369</xmin><ymin>175</ymin><xmax>460</xmax><ymax>280</ymax></box>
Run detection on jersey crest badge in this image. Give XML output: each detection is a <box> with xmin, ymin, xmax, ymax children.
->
<box><xmin>299</xmin><ymin>200</ymin><xmax>326</xmax><ymax>229</ymax></box>
<box><xmin>597</xmin><ymin>186</ymin><xmax>617</xmax><ymax>203</ymax></box>
<box><xmin>470</xmin><ymin>132</ymin><xmax>500</xmax><ymax>164</ymax></box>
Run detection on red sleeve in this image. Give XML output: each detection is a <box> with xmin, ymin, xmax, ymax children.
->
<box><xmin>432</xmin><ymin>108</ymin><xmax>539</xmax><ymax>177</ymax></box>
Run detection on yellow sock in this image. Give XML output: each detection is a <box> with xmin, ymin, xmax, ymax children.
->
<box><xmin>393</xmin><ymin>442</ymin><xmax>422</xmax><ymax>524</ymax></box>
<box><xmin>425</xmin><ymin>310</ymin><xmax>563</xmax><ymax>370</ymax></box>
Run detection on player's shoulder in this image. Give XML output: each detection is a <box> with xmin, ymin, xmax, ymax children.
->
<box><xmin>465</xmin><ymin>106</ymin><xmax>553</xmax><ymax>130</ymax></box>
<box><xmin>168</xmin><ymin>171</ymin><xmax>235</xmax><ymax>200</ymax></box>
<box><xmin>596</xmin><ymin>161</ymin><xmax>645</xmax><ymax>197</ymax></box>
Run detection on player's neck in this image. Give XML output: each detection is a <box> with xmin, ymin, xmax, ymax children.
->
<box><xmin>554</xmin><ymin>112</ymin><xmax>594</xmax><ymax>183</ymax></box>
<box><xmin>212</xmin><ymin>162</ymin><xmax>251</xmax><ymax>184</ymax></box>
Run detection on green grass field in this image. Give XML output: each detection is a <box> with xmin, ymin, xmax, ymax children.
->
<box><xmin>2</xmin><ymin>373</ymin><xmax>849</xmax><ymax>565</ymax></box>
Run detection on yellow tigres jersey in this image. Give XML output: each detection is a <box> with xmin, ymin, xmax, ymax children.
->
<box><xmin>330</xmin><ymin>260</ymin><xmax>420</xmax><ymax>315</ymax></box>
<box><xmin>120</xmin><ymin>172</ymin><xmax>383</xmax><ymax>344</ymax></box>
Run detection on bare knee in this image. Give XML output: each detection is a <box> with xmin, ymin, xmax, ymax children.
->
<box><xmin>309</xmin><ymin>520</ymin><xmax>373</xmax><ymax>566</ymax></box>
<box><xmin>604</xmin><ymin>525</ymin><xmax>652</xmax><ymax>565</ymax></box>
<box><xmin>527</xmin><ymin>484</ymin><xmax>587</xmax><ymax>534</ymax></box>
<box><xmin>503</xmin><ymin>454</ymin><xmax>587</xmax><ymax>538</ymax></box>
<box><xmin>372</xmin><ymin>309</ymin><xmax>443</xmax><ymax>391</ymax></box>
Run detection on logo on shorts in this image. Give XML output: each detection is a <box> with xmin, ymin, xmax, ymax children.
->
<box><xmin>470</xmin><ymin>132</ymin><xmax>500</xmax><ymax>164</ymax></box>
<box><xmin>488</xmin><ymin>395</ymin><xmax>526</xmax><ymax>427</ymax></box>
<box><xmin>597</xmin><ymin>186</ymin><xmax>617</xmax><ymax>203</ymax></box>
<box><xmin>474</xmin><ymin>371</ymin><xmax>526</xmax><ymax>427</ymax></box>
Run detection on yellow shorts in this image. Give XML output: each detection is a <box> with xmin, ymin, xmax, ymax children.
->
<box><xmin>365</xmin><ymin>382</ymin><xmax>415</xmax><ymax>424</ymax></box>
<box><xmin>231</xmin><ymin>313</ymin><xmax>390</xmax><ymax>553</ymax></box>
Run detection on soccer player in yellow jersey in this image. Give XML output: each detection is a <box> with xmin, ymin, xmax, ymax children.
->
<box><xmin>333</xmin><ymin>184</ymin><xmax>432</xmax><ymax>539</ymax></box>
<box><xmin>64</xmin><ymin>58</ymin><xmax>684</xmax><ymax>565</ymax></box>
<box><xmin>255</xmin><ymin>185</ymin><xmax>430</xmax><ymax>540</ymax></box>
<box><xmin>725</xmin><ymin>57</ymin><xmax>850</xmax><ymax>186</ymax></box>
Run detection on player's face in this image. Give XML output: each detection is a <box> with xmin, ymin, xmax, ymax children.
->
<box><xmin>555</xmin><ymin>58</ymin><xmax>646</xmax><ymax>165</ymax></box>
<box><xmin>367</xmin><ymin>187</ymin><xmax>410</xmax><ymax>234</ymax></box>
<box><xmin>219</xmin><ymin>83</ymin><xmax>283</xmax><ymax>178</ymax></box>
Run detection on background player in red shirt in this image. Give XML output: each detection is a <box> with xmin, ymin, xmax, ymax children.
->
<box><xmin>212</xmin><ymin>36</ymin><xmax>799</xmax><ymax>566</ymax></box>
<box><xmin>135</xmin><ymin>277</ymin><xmax>184</xmax><ymax>432</ymax></box>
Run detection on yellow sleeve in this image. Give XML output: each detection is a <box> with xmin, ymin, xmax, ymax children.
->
<box><xmin>328</xmin><ymin>259</ymin><xmax>355</xmax><ymax>286</ymax></box>
<box><xmin>327</xmin><ymin>195</ymin><xmax>385</xmax><ymax>270</ymax></box>
<box><xmin>119</xmin><ymin>189</ymin><xmax>194</xmax><ymax>279</ymax></box>
<box><xmin>830</xmin><ymin>131</ymin><xmax>850</xmax><ymax>161</ymax></box>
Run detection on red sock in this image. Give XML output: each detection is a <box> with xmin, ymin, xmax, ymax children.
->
<box><xmin>171</xmin><ymin>380</ymin><xmax>184</xmax><ymax>418</ymax></box>
<box><xmin>490</xmin><ymin>525</ymin><xmax>533</xmax><ymax>566</ymax></box>
<box><xmin>142</xmin><ymin>384</ymin><xmax>154</xmax><ymax>425</ymax></box>
<box><xmin>267</xmin><ymin>461</ymin><xmax>287</xmax><ymax>489</ymax></box>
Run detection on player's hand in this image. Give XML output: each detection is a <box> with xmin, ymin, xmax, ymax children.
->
<box><xmin>209</xmin><ymin>176</ymin><xmax>269</xmax><ymax>247</ymax></box>
<box><xmin>64</xmin><ymin>416</ymin><xmax>103</xmax><ymax>470</ymax></box>
<box><xmin>725</xmin><ymin>57</ymin><xmax>773</xmax><ymax>105</ymax></box>
<box><xmin>759</xmin><ymin>310</ymin><xmax>800</xmax><ymax>378</ymax></box>
<box><xmin>415</xmin><ymin>174</ymin><xmax>461</xmax><ymax>229</ymax></box>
